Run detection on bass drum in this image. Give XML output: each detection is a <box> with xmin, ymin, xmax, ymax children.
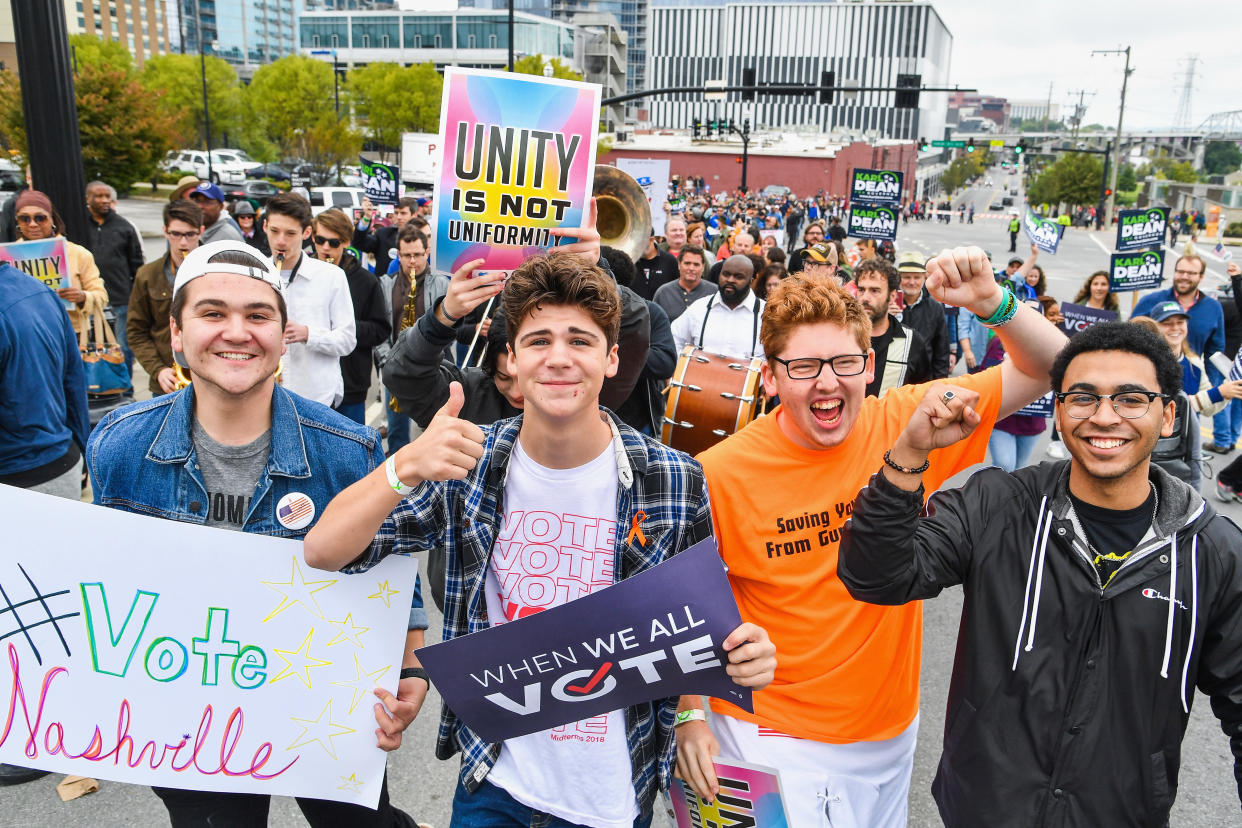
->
<box><xmin>661</xmin><ymin>345</ymin><xmax>764</xmax><ymax>456</ymax></box>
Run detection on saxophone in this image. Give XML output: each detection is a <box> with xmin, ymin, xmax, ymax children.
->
<box><xmin>387</xmin><ymin>275</ymin><xmax>421</xmax><ymax>414</ymax></box>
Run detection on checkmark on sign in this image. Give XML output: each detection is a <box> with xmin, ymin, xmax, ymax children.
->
<box><xmin>566</xmin><ymin>662</ymin><xmax>613</xmax><ymax>694</ymax></box>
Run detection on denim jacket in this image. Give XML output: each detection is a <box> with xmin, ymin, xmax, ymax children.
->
<box><xmin>87</xmin><ymin>384</ymin><xmax>427</xmax><ymax>628</ymax></box>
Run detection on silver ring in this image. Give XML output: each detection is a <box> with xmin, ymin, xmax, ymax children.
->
<box><xmin>941</xmin><ymin>391</ymin><xmax>956</xmax><ymax>404</ymax></box>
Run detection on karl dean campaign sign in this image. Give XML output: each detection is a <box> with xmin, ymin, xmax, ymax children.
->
<box><xmin>432</xmin><ymin>66</ymin><xmax>601</xmax><ymax>273</ymax></box>
<box><xmin>0</xmin><ymin>485</ymin><xmax>414</xmax><ymax>808</ymax></box>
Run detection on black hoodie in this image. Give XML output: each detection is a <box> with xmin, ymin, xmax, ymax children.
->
<box><xmin>333</xmin><ymin>250</ymin><xmax>390</xmax><ymax>406</ymax></box>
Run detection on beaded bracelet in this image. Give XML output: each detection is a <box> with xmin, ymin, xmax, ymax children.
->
<box><xmin>976</xmin><ymin>286</ymin><xmax>1018</xmax><ymax>328</ymax></box>
<box><xmin>883</xmin><ymin>449</ymin><xmax>930</xmax><ymax>475</ymax></box>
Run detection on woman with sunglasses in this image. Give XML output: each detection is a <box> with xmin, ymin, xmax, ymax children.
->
<box><xmin>14</xmin><ymin>190</ymin><xmax>108</xmax><ymax>335</ymax></box>
<box><xmin>310</xmin><ymin>208</ymin><xmax>390</xmax><ymax>425</ymax></box>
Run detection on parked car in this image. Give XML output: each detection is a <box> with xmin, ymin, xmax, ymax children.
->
<box><xmin>165</xmin><ymin>149</ymin><xmax>251</xmax><ymax>184</ymax></box>
<box><xmin>245</xmin><ymin>163</ymin><xmax>291</xmax><ymax>182</ymax></box>
<box><xmin>308</xmin><ymin>187</ymin><xmax>366</xmax><ymax>217</ymax></box>
<box><xmin>1001</xmin><ymin>196</ymin><xmax>1014</xmax><ymax>207</ymax></box>
<box><xmin>222</xmin><ymin>180</ymin><xmax>282</xmax><ymax>206</ymax></box>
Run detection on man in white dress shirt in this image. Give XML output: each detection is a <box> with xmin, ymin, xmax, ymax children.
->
<box><xmin>671</xmin><ymin>254</ymin><xmax>765</xmax><ymax>359</ymax></box>
<box><xmin>263</xmin><ymin>192</ymin><xmax>356</xmax><ymax>407</ymax></box>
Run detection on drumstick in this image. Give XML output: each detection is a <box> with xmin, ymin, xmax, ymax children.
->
<box><xmin>460</xmin><ymin>294</ymin><xmax>497</xmax><ymax>369</ymax></box>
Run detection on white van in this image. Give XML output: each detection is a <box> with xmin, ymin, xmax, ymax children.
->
<box><xmin>165</xmin><ymin>148</ymin><xmax>253</xmax><ymax>185</ymax></box>
<box><xmin>308</xmin><ymin>187</ymin><xmax>367</xmax><ymax>217</ymax></box>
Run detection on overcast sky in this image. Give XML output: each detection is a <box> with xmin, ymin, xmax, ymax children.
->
<box><xmin>932</xmin><ymin>1</ymin><xmax>1240</xmax><ymax>130</ymax></box>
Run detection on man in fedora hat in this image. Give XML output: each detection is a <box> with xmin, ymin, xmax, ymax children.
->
<box><xmin>170</xmin><ymin>174</ymin><xmax>200</xmax><ymax>202</ymax></box>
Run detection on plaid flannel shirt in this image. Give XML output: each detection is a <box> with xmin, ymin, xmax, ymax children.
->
<box><xmin>348</xmin><ymin>409</ymin><xmax>713</xmax><ymax>816</ymax></box>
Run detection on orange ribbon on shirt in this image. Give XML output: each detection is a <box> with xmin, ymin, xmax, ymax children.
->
<box><xmin>627</xmin><ymin>511</ymin><xmax>648</xmax><ymax>546</ymax></box>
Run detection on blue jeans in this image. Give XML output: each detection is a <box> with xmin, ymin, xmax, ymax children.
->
<box><xmin>110</xmin><ymin>303</ymin><xmax>134</xmax><ymax>374</ymax></box>
<box><xmin>989</xmin><ymin>430</ymin><xmax>1040</xmax><ymax>472</ymax></box>
<box><xmin>1213</xmin><ymin>398</ymin><xmax>1242</xmax><ymax>449</ymax></box>
<box><xmin>384</xmin><ymin>388</ymin><xmax>410</xmax><ymax>456</ymax></box>
<box><xmin>334</xmin><ymin>400</ymin><xmax>366</xmax><ymax>425</ymax></box>
<box><xmin>449</xmin><ymin>779</ymin><xmax>652</xmax><ymax>828</ymax></box>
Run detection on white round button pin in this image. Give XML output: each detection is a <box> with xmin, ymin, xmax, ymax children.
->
<box><xmin>275</xmin><ymin>492</ymin><xmax>316</xmax><ymax>531</ymax></box>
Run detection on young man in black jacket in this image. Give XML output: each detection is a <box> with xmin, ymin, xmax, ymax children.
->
<box><xmin>839</xmin><ymin>321</ymin><xmax>1242</xmax><ymax>827</ymax></box>
<box><xmin>311</xmin><ymin>208</ymin><xmax>391</xmax><ymax>424</ymax></box>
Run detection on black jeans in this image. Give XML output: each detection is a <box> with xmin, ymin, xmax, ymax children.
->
<box><xmin>153</xmin><ymin>772</ymin><xmax>413</xmax><ymax>827</ymax></box>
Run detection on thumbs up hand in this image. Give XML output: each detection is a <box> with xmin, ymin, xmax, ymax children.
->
<box><xmin>392</xmin><ymin>382</ymin><xmax>487</xmax><ymax>486</ymax></box>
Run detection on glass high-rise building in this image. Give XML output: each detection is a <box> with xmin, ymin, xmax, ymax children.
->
<box><xmin>174</xmin><ymin>0</ymin><xmax>297</xmax><ymax>77</ymax></box>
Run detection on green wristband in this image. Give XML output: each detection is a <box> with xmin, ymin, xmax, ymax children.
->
<box><xmin>976</xmin><ymin>286</ymin><xmax>1017</xmax><ymax>328</ymax></box>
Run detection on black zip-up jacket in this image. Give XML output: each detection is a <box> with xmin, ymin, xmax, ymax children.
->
<box><xmin>900</xmin><ymin>287</ymin><xmax>951</xmax><ymax>378</ymax></box>
<box><xmin>84</xmin><ymin>210</ymin><xmax>144</xmax><ymax>306</ymax></box>
<box><xmin>839</xmin><ymin>460</ymin><xmax>1242</xmax><ymax>827</ymax></box>
<box><xmin>335</xmin><ymin>251</ymin><xmax>390</xmax><ymax>406</ymax></box>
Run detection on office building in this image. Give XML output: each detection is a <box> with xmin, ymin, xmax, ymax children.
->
<box><xmin>174</xmin><ymin>0</ymin><xmax>297</xmax><ymax>78</ymax></box>
<box><xmin>297</xmin><ymin>7</ymin><xmax>628</xmax><ymax>129</ymax></box>
<box><xmin>646</xmin><ymin>0</ymin><xmax>952</xmax><ymax>141</ymax></box>
<box><xmin>1010</xmin><ymin>99</ymin><xmax>1061</xmax><ymax>126</ymax></box>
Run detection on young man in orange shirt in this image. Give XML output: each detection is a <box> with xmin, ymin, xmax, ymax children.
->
<box><xmin>675</xmin><ymin>247</ymin><xmax>1067</xmax><ymax>826</ymax></box>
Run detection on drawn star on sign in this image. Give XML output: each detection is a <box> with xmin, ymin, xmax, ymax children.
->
<box><xmin>288</xmin><ymin>699</ymin><xmax>354</xmax><ymax>760</ymax></box>
<box><xmin>262</xmin><ymin>557</ymin><xmax>336</xmax><ymax>622</ymax></box>
<box><xmin>326</xmin><ymin>613</ymin><xmax>370</xmax><ymax>648</ymax></box>
<box><xmin>368</xmin><ymin>580</ymin><xmax>400</xmax><ymax>608</ymax></box>
<box><xmin>332</xmin><ymin>653</ymin><xmax>391</xmax><ymax>714</ymax></box>
<box><xmin>271</xmin><ymin>629</ymin><xmax>332</xmax><ymax>689</ymax></box>
<box><xmin>338</xmin><ymin>772</ymin><xmax>365</xmax><ymax>793</ymax></box>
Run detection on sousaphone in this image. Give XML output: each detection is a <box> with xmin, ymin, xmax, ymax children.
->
<box><xmin>592</xmin><ymin>165</ymin><xmax>652</xmax><ymax>262</ymax></box>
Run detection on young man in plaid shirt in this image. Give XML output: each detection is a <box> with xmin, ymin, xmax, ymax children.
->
<box><xmin>307</xmin><ymin>250</ymin><xmax>776</xmax><ymax>828</ymax></box>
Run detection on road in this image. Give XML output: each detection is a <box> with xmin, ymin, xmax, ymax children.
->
<box><xmin>8</xmin><ymin>191</ymin><xmax>1238</xmax><ymax>826</ymax></box>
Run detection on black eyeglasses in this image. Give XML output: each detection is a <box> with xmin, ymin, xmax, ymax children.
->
<box><xmin>167</xmin><ymin>230</ymin><xmax>200</xmax><ymax>241</ymax></box>
<box><xmin>773</xmin><ymin>354</ymin><xmax>868</xmax><ymax>380</ymax></box>
<box><xmin>312</xmin><ymin>235</ymin><xmax>342</xmax><ymax>248</ymax></box>
<box><xmin>1054</xmin><ymin>390</ymin><xmax>1170</xmax><ymax>419</ymax></box>
<box><xmin>16</xmin><ymin>214</ymin><xmax>50</xmax><ymax>224</ymax></box>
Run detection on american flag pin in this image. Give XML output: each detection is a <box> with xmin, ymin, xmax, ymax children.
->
<box><xmin>275</xmin><ymin>492</ymin><xmax>316</xmax><ymax>530</ymax></box>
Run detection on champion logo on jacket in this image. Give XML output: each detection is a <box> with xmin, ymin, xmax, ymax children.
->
<box><xmin>1141</xmin><ymin>587</ymin><xmax>1188</xmax><ymax>610</ymax></box>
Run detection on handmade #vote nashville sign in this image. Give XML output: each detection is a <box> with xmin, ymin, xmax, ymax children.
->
<box><xmin>0</xmin><ymin>485</ymin><xmax>415</xmax><ymax>808</ymax></box>
<box><xmin>416</xmin><ymin>538</ymin><xmax>751</xmax><ymax>743</ymax></box>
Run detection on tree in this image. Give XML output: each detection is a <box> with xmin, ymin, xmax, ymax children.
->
<box><xmin>1117</xmin><ymin>163</ymin><xmax>1137</xmax><ymax>192</ymax></box>
<box><xmin>347</xmin><ymin>61</ymin><xmax>442</xmax><ymax>159</ymax></box>
<box><xmin>1025</xmin><ymin>152</ymin><xmax>1103</xmax><ymax>207</ymax></box>
<box><xmin>1204</xmin><ymin>141</ymin><xmax>1242</xmax><ymax>177</ymax></box>
<box><xmin>248</xmin><ymin>56</ymin><xmax>339</xmax><ymax>155</ymax></box>
<box><xmin>1162</xmin><ymin>161</ymin><xmax>1198</xmax><ymax>183</ymax></box>
<box><xmin>141</xmin><ymin>53</ymin><xmax>249</xmax><ymax>154</ymax></box>
<box><xmin>70</xmin><ymin>33</ymin><xmax>133</xmax><ymax>72</ymax></box>
<box><xmin>0</xmin><ymin>71</ymin><xmax>26</xmax><ymax>163</ymax></box>
<box><xmin>511</xmin><ymin>55</ymin><xmax>583</xmax><ymax>82</ymax></box>
<box><xmin>294</xmin><ymin>115</ymin><xmax>362</xmax><ymax>180</ymax></box>
<box><xmin>77</xmin><ymin>63</ymin><xmax>177</xmax><ymax>194</ymax></box>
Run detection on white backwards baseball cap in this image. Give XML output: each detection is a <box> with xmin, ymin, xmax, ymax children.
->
<box><xmin>172</xmin><ymin>240</ymin><xmax>284</xmax><ymax>303</ymax></box>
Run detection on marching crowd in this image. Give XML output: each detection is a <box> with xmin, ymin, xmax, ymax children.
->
<box><xmin>2</xmin><ymin>172</ymin><xmax>1242</xmax><ymax>828</ymax></box>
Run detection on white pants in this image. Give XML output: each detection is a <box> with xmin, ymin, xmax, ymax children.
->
<box><xmin>710</xmin><ymin>713</ymin><xmax>918</xmax><ymax>828</ymax></box>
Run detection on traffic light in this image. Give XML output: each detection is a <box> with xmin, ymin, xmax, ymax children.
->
<box><xmin>728</xmin><ymin>118</ymin><xmax>735</xmax><ymax>133</ymax></box>
<box><xmin>819</xmin><ymin>70</ymin><xmax>835</xmax><ymax>104</ymax></box>
<box><xmin>1014</xmin><ymin>141</ymin><xmax>1025</xmax><ymax>156</ymax></box>
<box><xmin>895</xmin><ymin>74</ymin><xmax>921</xmax><ymax>109</ymax></box>
<box><xmin>708</xmin><ymin>119</ymin><xmax>717</xmax><ymax>136</ymax></box>
<box><xmin>1105</xmin><ymin>188</ymin><xmax>1113</xmax><ymax>197</ymax></box>
<box><xmin>736</xmin><ymin>156</ymin><xmax>743</xmax><ymax>165</ymax></box>
<box><xmin>692</xmin><ymin>117</ymin><xmax>701</xmax><ymax>138</ymax></box>
<box><xmin>742</xmin><ymin>67</ymin><xmax>756</xmax><ymax>102</ymax></box>
<box><xmin>966</xmin><ymin>138</ymin><xmax>975</xmax><ymax>153</ymax></box>
<box><xmin>743</xmin><ymin>119</ymin><xmax>750</xmax><ymax>133</ymax></box>
<box><xmin>918</xmin><ymin>136</ymin><xmax>930</xmax><ymax>152</ymax></box>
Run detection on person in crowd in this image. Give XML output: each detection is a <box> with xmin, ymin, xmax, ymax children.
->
<box><xmin>354</xmin><ymin>196</ymin><xmax>417</xmax><ymax>278</ymax></box>
<box><xmin>89</xmin><ymin>240</ymin><xmax>425</xmax><ymax>827</ymax></box>
<box><xmin>128</xmin><ymin>199</ymin><xmax>203</xmax><ymax>396</ymax></box>
<box><xmin>685</xmin><ymin>221</ymin><xmax>715</xmax><ymax>270</ymax></box>
<box><xmin>896</xmin><ymin>252</ymin><xmax>951</xmax><ymax>379</ymax></box>
<box><xmin>838</xmin><ymin>321</ymin><xmax>1242</xmax><ymax>828</ymax></box>
<box><xmin>303</xmin><ymin>252</ymin><xmax>777</xmax><ymax>828</ymax></box>
<box><xmin>169</xmin><ymin>174</ymin><xmax>199</xmax><ymax>202</ymax></box>
<box><xmin>188</xmin><ymin>182</ymin><xmax>244</xmax><ymax>244</ymax></box>
<box><xmin>788</xmin><ymin>222</ymin><xmax>826</xmax><ymax>275</ymax></box>
<box><xmin>707</xmin><ymin>232</ymin><xmax>755</xmax><ymax>283</ymax></box>
<box><xmin>378</xmin><ymin>224</ymin><xmax>448</xmax><ymax>454</ymax></box>
<box><xmin>662</xmin><ymin>215</ymin><xmax>687</xmax><ymax>259</ymax></box>
<box><xmin>1038</xmin><ymin>295</ymin><xmax>1064</xmax><ymax>326</ymax></box>
<box><xmin>753</xmin><ymin>263</ymin><xmax>785</xmax><ymax>301</ymax></box>
<box><xmin>1073</xmin><ymin>269</ymin><xmax>1120</xmax><ymax>313</ymax></box>
<box><xmin>1207</xmin><ymin>260</ymin><xmax>1242</xmax><ymax>455</ymax></box>
<box><xmin>0</xmin><ymin>259</ymin><xmax>90</xmax><ymax>786</ymax></box>
<box><xmin>83</xmin><ymin>180</ymin><xmax>143</xmax><ymax>373</ymax></box>
<box><xmin>1013</xmin><ymin>261</ymin><xmax>1047</xmax><ymax>302</ymax></box>
<box><xmin>678</xmin><ymin>248</ymin><xmax>1067</xmax><ymax>827</ymax></box>
<box><xmin>653</xmin><ymin>244</ymin><xmax>714</xmax><ymax>322</ymax></box>
<box><xmin>854</xmin><ymin>258</ymin><xmax>933</xmax><ymax>397</ymax></box>
<box><xmin>764</xmin><ymin>246</ymin><xmax>786</xmax><ymax>269</ymax></box>
<box><xmin>14</xmin><ymin>190</ymin><xmax>107</xmax><ymax>335</ymax></box>
<box><xmin>672</xmin><ymin>254</ymin><xmax>765</xmax><ymax>359</ymax></box>
<box><xmin>232</xmin><ymin>200</ymin><xmax>269</xmax><ymax>256</ymax></box>
<box><xmin>263</xmin><ymin>192</ymin><xmax>355</xmax><ymax>407</ymax></box>
<box><xmin>310</xmin><ymin>208</ymin><xmax>390</xmax><ymax>425</ymax></box>
<box><xmin>633</xmin><ymin>229</ymin><xmax>679</xmax><ymax>300</ymax></box>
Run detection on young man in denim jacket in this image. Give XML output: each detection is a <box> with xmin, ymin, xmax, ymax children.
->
<box><xmin>87</xmin><ymin>240</ymin><xmax>424</xmax><ymax>827</ymax></box>
<box><xmin>306</xmin><ymin>251</ymin><xmax>778</xmax><ymax>828</ymax></box>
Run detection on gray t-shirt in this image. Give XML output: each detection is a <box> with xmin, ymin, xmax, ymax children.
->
<box><xmin>192</xmin><ymin>419</ymin><xmax>270</xmax><ymax>531</ymax></box>
<box><xmin>653</xmin><ymin>279</ymin><xmax>715</xmax><ymax>322</ymax></box>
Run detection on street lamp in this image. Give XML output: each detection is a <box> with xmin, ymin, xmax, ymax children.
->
<box><xmin>200</xmin><ymin>39</ymin><xmax>215</xmax><ymax>183</ymax></box>
<box><xmin>310</xmin><ymin>49</ymin><xmax>340</xmax><ymax>119</ymax></box>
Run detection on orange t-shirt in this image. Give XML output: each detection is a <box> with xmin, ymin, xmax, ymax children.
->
<box><xmin>698</xmin><ymin>367</ymin><xmax>1003</xmax><ymax>743</ymax></box>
